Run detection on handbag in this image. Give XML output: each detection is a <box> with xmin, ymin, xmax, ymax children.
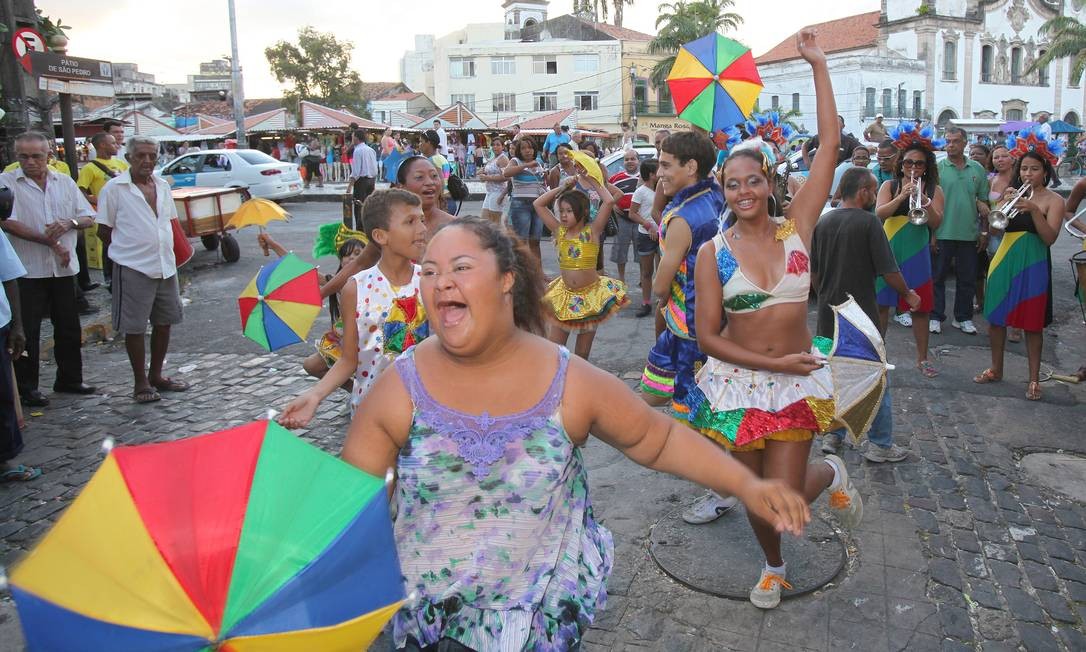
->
<box><xmin>171</xmin><ymin>218</ymin><xmax>194</xmax><ymax>267</ymax></box>
<box><xmin>604</xmin><ymin>213</ymin><xmax>619</xmax><ymax>238</ymax></box>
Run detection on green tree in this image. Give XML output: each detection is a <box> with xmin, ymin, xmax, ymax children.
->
<box><xmin>265</xmin><ymin>27</ymin><xmax>364</xmax><ymax>114</ymax></box>
<box><xmin>648</xmin><ymin>0</ymin><xmax>744</xmax><ymax>90</ymax></box>
<box><xmin>1029</xmin><ymin>16</ymin><xmax>1086</xmax><ymax>84</ymax></box>
<box><xmin>612</xmin><ymin>0</ymin><xmax>635</xmax><ymax>27</ymax></box>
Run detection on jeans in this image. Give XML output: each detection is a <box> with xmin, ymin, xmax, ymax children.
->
<box><xmin>508</xmin><ymin>197</ymin><xmax>543</xmax><ymax>239</ymax></box>
<box><xmin>446</xmin><ymin>198</ymin><xmax>459</xmax><ymax>216</ymax></box>
<box><xmin>932</xmin><ymin>239</ymin><xmax>978</xmax><ymax>323</ymax></box>
<box><xmin>827</xmin><ymin>380</ymin><xmax>893</xmax><ymax>449</ymax></box>
<box><xmin>15</xmin><ymin>276</ymin><xmax>84</xmax><ymax>392</ymax></box>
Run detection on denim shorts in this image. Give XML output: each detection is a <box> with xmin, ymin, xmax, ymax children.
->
<box><xmin>635</xmin><ymin>231</ymin><xmax>657</xmax><ymax>257</ymax></box>
<box><xmin>509</xmin><ymin>197</ymin><xmax>543</xmax><ymax>240</ymax></box>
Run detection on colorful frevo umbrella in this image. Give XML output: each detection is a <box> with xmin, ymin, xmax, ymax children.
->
<box><xmin>226</xmin><ymin>198</ymin><xmax>291</xmax><ymax>232</ymax></box>
<box><xmin>8</xmin><ymin>420</ymin><xmax>405</xmax><ymax>651</ymax></box>
<box><xmin>666</xmin><ymin>32</ymin><xmax>763</xmax><ymax>134</ymax></box>
<box><xmin>827</xmin><ymin>297</ymin><xmax>894</xmax><ymax>441</ymax></box>
<box><xmin>239</xmin><ymin>252</ymin><xmax>322</xmax><ymax>352</ymax></box>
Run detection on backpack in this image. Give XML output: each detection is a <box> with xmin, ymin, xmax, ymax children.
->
<box><xmin>447</xmin><ymin>173</ymin><xmax>470</xmax><ymax>202</ymax></box>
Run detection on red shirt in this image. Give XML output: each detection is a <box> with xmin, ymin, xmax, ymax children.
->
<box><xmin>608</xmin><ymin>170</ymin><xmax>639</xmax><ymax>214</ymax></box>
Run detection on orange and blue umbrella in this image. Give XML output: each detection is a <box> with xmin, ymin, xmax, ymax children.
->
<box><xmin>666</xmin><ymin>33</ymin><xmax>762</xmax><ymax>134</ymax></box>
<box><xmin>238</xmin><ymin>252</ymin><xmax>322</xmax><ymax>352</ymax></box>
<box><xmin>8</xmin><ymin>420</ymin><xmax>405</xmax><ymax>651</ymax></box>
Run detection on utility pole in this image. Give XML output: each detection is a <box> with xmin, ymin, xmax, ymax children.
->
<box><xmin>227</xmin><ymin>0</ymin><xmax>246</xmax><ymax>145</ymax></box>
<box><xmin>629</xmin><ymin>65</ymin><xmax>638</xmax><ymax>135</ymax></box>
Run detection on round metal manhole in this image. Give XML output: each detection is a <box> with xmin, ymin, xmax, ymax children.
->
<box><xmin>649</xmin><ymin>504</ymin><xmax>846</xmax><ymax>600</ymax></box>
<box><xmin>1020</xmin><ymin>453</ymin><xmax>1086</xmax><ymax>503</ymax></box>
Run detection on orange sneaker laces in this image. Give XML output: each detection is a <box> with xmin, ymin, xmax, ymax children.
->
<box><xmin>759</xmin><ymin>572</ymin><xmax>793</xmax><ymax>591</ymax></box>
<box><xmin>829</xmin><ymin>489</ymin><xmax>851</xmax><ymax>510</ymax></box>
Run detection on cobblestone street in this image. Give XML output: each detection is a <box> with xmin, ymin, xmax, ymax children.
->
<box><xmin>1</xmin><ymin>202</ymin><xmax>1085</xmax><ymax>650</ymax></box>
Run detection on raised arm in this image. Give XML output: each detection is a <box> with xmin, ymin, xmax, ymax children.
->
<box><xmin>533</xmin><ymin>177</ymin><xmax>574</xmax><ymax>232</ymax></box>
<box><xmin>787</xmin><ymin>29</ymin><xmax>839</xmax><ymax>240</ymax></box>
<box><xmin>590</xmin><ymin>181</ymin><xmax>616</xmax><ymax>239</ymax></box>
<box><xmin>563</xmin><ymin>358</ymin><xmax>809</xmax><ymax>535</ymax></box>
<box><xmin>875</xmin><ymin>179</ymin><xmax>905</xmax><ymax>220</ymax></box>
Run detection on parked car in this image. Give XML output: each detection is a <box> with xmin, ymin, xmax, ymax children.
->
<box><xmin>158</xmin><ymin>149</ymin><xmax>303</xmax><ymax>201</ymax></box>
<box><xmin>600</xmin><ymin>143</ymin><xmax>658</xmax><ymax>178</ymax></box>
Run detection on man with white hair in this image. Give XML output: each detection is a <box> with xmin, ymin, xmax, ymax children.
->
<box><xmin>96</xmin><ymin>135</ymin><xmax>188</xmax><ymax>403</ymax></box>
<box><xmin>0</xmin><ymin>132</ymin><xmax>97</xmax><ymax>407</ymax></box>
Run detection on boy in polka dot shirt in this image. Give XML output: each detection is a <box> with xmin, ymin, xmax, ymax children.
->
<box><xmin>279</xmin><ymin>189</ymin><xmax>429</xmax><ymax>428</ymax></box>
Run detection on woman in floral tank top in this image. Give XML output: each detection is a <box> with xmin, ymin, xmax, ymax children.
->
<box><xmin>342</xmin><ymin>217</ymin><xmax>812</xmax><ymax>651</ymax></box>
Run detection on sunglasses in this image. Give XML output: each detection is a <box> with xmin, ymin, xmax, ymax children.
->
<box><xmin>902</xmin><ymin>160</ymin><xmax>926</xmax><ymax>167</ymax></box>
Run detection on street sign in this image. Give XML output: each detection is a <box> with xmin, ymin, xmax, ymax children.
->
<box><xmin>30</xmin><ymin>52</ymin><xmax>113</xmax><ymax>83</ymax></box>
<box><xmin>10</xmin><ymin>27</ymin><xmax>46</xmax><ymax>73</ymax></box>
<box><xmin>37</xmin><ymin>76</ymin><xmax>115</xmax><ymax>98</ymax></box>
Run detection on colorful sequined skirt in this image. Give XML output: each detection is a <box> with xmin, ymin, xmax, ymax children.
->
<box><xmin>316</xmin><ymin>329</ymin><xmax>342</xmax><ymax>367</ymax></box>
<box><xmin>679</xmin><ymin>341</ymin><xmax>837</xmax><ymax>449</ymax></box>
<box><xmin>543</xmin><ymin>275</ymin><xmax>629</xmax><ymax>331</ymax></box>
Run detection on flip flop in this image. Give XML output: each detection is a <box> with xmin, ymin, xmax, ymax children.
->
<box><xmin>1</xmin><ymin>464</ymin><xmax>42</xmax><ymax>482</ymax></box>
<box><xmin>151</xmin><ymin>377</ymin><xmax>190</xmax><ymax>392</ymax></box>
<box><xmin>134</xmin><ymin>388</ymin><xmax>162</xmax><ymax>403</ymax></box>
<box><xmin>973</xmin><ymin>368</ymin><xmax>1002</xmax><ymax>384</ymax></box>
<box><xmin>917</xmin><ymin>361</ymin><xmax>939</xmax><ymax>378</ymax></box>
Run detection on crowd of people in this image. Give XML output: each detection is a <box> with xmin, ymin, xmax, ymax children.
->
<box><xmin>3</xmin><ymin>25</ymin><xmax>1086</xmax><ymax>651</ymax></box>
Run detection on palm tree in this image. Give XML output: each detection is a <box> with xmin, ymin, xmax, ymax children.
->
<box><xmin>1029</xmin><ymin>16</ymin><xmax>1086</xmax><ymax>84</ymax></box>
<box><xmin>648</xmin><ymin>0</ymin><xmax>744</xmax><ymax>90</ymax></box>
<box><xmin>612</xmin><ymin>0</ymin><xmax>635</xmax><ymax>27</ymax></box>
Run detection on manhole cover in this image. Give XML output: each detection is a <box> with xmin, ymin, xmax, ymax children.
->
<box><xmin>650</xmin><ymin>504</ymin><xmax>846</xmax><ymax>600</ymax></box>
<box><xmin>1021</xmin><ymin>453</ymin><xmax>1086</xmax><ymax>503</ymax></box>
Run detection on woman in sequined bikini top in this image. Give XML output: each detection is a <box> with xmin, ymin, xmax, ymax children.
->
<box><xmin>340</xmin><ymin>217</ymin><xmax>811</xmax><ymax>652</ymax></box>
<box><xmin>711</xmin><ymin>221</ymin><xmax>811</xmax><ymax>314</ymax></box>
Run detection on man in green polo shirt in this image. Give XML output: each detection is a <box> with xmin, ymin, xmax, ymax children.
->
<box><xmin>933</xmin><ymin>126</ymin><xmax>990</xmax><ymax>335</ymax></box>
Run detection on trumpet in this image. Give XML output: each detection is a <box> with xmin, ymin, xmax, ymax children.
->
<box><xmin>1065</xmin><ymin>206</ymin><xmax>1086</xmax><ymax>240</ymax></box>
<box><xmin>907</xmin><ymin>174</ymin><xmax>930</xmax><ymax>225</ymax></box>
<box><xmin>989</xmin><ymin>185</ymin><xmax>1033</xmax><ymax>230</ymax></box>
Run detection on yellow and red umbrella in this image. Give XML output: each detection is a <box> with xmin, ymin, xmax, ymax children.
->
<box><xmin>8</xmin><ymin>420</ymin><xmax>405</xmax><ymax>651</ymax></box>
<box><xmin>666</xmin><ymin>33</ymin><xmax>763</xmax><ymax>133</ymax></box>
<box><xmin>238</xmin><ymin>253</ymin><xmax>322</xmax><ymax>352</ymax></box>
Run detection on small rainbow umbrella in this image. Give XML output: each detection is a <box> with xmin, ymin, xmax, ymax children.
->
<box><xmin>238</xmin><ymin>252</ymin><xmax>322</xmax><ymax>352</ymax></box>
<box><xmin>8</xmin><ymin>420</ymin><xmax>405</xmax><ymax>651</ymax></box>
<box><xmin>666</xmin><ymin>33</ymin><xmax>763</xmax><ymax>133</ymax></box>
<box><xmin>827</xmin><ymin>297</ymin><xmax>894</xmax><ymax>442</ymax></box>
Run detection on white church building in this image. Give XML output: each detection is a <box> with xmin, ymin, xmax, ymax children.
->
<box><xmin>756</xmin><ymin>0</ymin><xmax>1086</xmax><ymax>136</ymax></box>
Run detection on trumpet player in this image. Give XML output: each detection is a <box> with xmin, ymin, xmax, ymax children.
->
<box><xmin>974</xmin><ymin>143</ymin><xmax>1065</xmax><ymax>401</ymax></box>
<box><xmin>875</xmin><ymin>137</ymin><xmax>945</xmax><ymax>378</ymax></box>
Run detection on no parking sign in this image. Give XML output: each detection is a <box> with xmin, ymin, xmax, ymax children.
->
<box><xmin>11</xmin><ymin>27</ymin><xmax>46</xmax><ymax>73</ymax></box>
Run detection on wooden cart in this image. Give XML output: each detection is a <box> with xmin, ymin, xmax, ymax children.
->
<box><xmin>172</xmin><ymin>187</ymin><xmax>249</xmax><ymax>262</ymax></box>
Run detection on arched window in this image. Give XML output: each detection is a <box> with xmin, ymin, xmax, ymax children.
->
<box><xmin>792</xmin><ymin>93</ymin><xmax>800</xmax><ymax>112</ymax></box>
<box><xmin>1011</xmin><ymin>47</ymin><xmax>1023</xmax><ymax>84</ymax></box>
<box><xmin>1037</xmin><ymin>50</ymin><xmax>1049</xmax><ymax>86</ymax></box>
<box><xmin>937</xmin><ymin>109</ymin><xmax>957</xmax><ymax>126</ymax></box>
<box><xmin>1064</xmin><ymin>111</ymin><xmax>1079</xmax><ymax>126</ymax></box>
<box><xmin>1006</xmin><ymin>108</ymin><xmax>1023</xmax><ymax>121</ymax></box>
<box><xmin>882</xmin><ymin>88</ymin><xmax>892</xmax><ymax>116</ymax></box>
<box><xmin>981</xmin><ymin>45</ymin><xmax>993</xmax><ymax>83</ymax></box>
<box><xmin>865</xmin><ymin>88</ymin><xmax>876</xmax><ymax>116</ymax></box>
<box><xmin>943</xmin><ymin>40</ymin><xmax>957</xmax><ymax>80</ymax></box>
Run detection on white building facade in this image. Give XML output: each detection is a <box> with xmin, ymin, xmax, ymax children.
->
<box><xmin>757</xmin><ymin>0</ymin><xmax>1086</xmax><ymax>136</ymax></box>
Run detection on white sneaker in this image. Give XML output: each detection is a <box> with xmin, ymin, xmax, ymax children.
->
<box><xmin>863</xmin><ymin>442</ymin><xmax>909</xmax><ymax>463</ymax></box>
<box><xmin>750</xmin><ymin>567</ymin><xmax>791</xmax><ymax>609</ymax></box>
<box><xmin>824</xmin><ymin>454</ymin><xmax>864</xmax><ymax>529</ymax></box>
<box><xmin>953</xmin><ymin>319</ymin><xmax>978</xmax><ymax>335</ymax></box>
<box><xmin>681</xmin><ymin>491</ymin><xmax>739</xmax><ymax>524</ymax></box>
<box><xmin>894</xmin><ymin>313</ymin><xmax>913</xmax><ymax>328</ymax></box>
<box><xmin>929</xmin><ymin>320</ymin><xmax>942</xmax><ymax>334</ymax></box>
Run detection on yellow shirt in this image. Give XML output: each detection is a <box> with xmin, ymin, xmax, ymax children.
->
<box><xmin>76</xmin><ymin>158</ymin><xmax>130</xmax><ymax>198</ymax></box>
<box><xmin>3</xmin><ymin>159</ymin><xmax>71</xmax><ymax>176</ymax></box>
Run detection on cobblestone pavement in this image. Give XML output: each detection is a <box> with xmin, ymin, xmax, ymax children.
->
<box><xmin>2</xmin><ymin>202</ymin><xmax>1086</xmax><ymax>651</ymax></box>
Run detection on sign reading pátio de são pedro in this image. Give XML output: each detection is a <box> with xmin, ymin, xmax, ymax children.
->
<box><xmin>29</xmin><ymin>52</ymin><xmax>113</xmax><ymax>83</ymax></box>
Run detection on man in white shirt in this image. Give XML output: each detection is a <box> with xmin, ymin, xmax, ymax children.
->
<box><xmin>433</xmin><ymin>119</ymin><xmax>448</xmax><ymax>155</ymax></box>
<box><xmin>348</xmin><ymin>129</ymin><xmax>378</xmax><ymax>229</ymax></box>
<box><xmin>0</xmin><ymin>132</ymin><xmax>97</xmax><ymax>406</ymax></box>
<box><xmin>1036</xmin><ymin>112</ymin><xmax>1053</xmax><ymax>140</ymax></box>
<box><xmin>96</xmin><ymin>135</ymin><xmax>188</xmax><ymax>404</ymax></box>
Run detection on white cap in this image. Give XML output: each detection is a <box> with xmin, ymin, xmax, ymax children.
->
<box><xmin>875</xmin><ymin>113</ymin><xmax>884</xmax><ymax>119</ymax></box>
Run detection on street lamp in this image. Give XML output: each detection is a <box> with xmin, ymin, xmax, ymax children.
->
<box><xmin>629</xmin><ymin>64</ymin><xmax>638</xmax><ymax>134</ymax></box>
<box><xmin>227</xmin><ymin>0</ymin><xmax>246</xmax><ymax>145</ymax></box>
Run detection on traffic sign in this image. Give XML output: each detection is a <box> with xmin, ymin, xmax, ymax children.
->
<box><xmin>30</xmin><ymin>52</ymin><xmax>113</xmax><ymax>83</ymax></box>
<box><xmin>11</xmin><ymin>28</ymin><xmax>46</xmax><ymax>73</ymax></box>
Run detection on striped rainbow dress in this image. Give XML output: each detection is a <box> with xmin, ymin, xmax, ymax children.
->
<box><xmin>984</xmin><ymin>210</ymin><xmax>1052</xmax><ymax>331</ymax></box>
<box><xmin>876</xmin><ymin>212</ymin><xmax>934</xmax><ymax>312</ymax></box>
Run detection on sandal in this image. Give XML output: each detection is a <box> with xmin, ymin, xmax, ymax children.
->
<box><xmin>917</xmin><ymin>361</ymin><xmax>939</xmax><ymax>378</ymax></box>
<box><xmin>1</xmin><ymin>464</ymin><xmax>42</xmax><ymax>482</ymax></box>
<box><xmin>151</xmin><ymin>377</ymin><xmax>190</xmax><ymax>392</ymax></box>
<box><xmin>133</xmin><ymin>388</ymin><xmax>162</xmax><ymax>404</ymax></box>
<box><xmin>1026</xmin><ymin>381</ymin><xmax>1042</xmax><ymax>401</ymax></box>
<box><xmin>973</xmin><ymin>368</ymin><xmax>1002</xmax><ymax>384</ymax></box>
<box><xmin>1008</xmin><ymin>328</ymin><xmax>1022</xmax><ymax>343</ymax></box>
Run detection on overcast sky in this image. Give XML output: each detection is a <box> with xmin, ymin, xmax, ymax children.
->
<box><xmin>41</xmin><ymin>0</ymin><xmax>876</xmax><ymax>98</ymax></box>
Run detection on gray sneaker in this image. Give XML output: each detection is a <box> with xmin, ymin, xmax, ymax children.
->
<box><xmin>863</xmin><ymin>442</ymin><xmax>909</xmax><ymax>463</ymax></box>
<box><xmin>682</xmin><ymin>491</ymin><xmax>739</xmax><ymax>524</ymax></box>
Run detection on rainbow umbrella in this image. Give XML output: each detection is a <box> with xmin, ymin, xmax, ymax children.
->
<box><xmin>827</xmin><ymin>297</ymin><xmax>894</xmax><ymax>442</ymax></box>
<box><xmin>8</xmin><ymin>420</ymin><xmax>405</xmax><ymax>651</ymax></box>
<box><xmin>238</xmin><ymin>252</ymin><xmax>322</xmax><ymax>352</ymax></box>
<box><xmin>666</xmin><ymin>33</ymin><xmax>762</xmax><ymax>133</ymax></box>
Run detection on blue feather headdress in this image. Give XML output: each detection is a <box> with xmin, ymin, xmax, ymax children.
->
<box><xmin>1005</xmin><ymin>127</ymin><xmax>1064</xmax><ymax>166</ymax></box>
<box><xmin>889</xmin><ymin>122</ymin><xmax>945</xmax><ymax>152</ymax></box>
